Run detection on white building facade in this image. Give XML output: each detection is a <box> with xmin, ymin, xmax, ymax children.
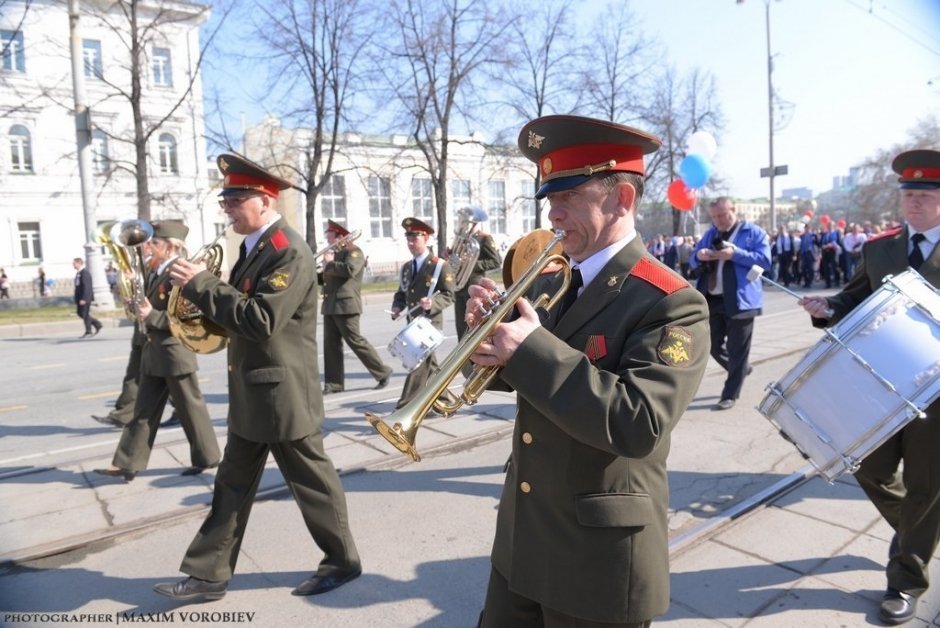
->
<box><xmin>0</xmin><ymin>0</ymin><xmax>216</xmax><ymax>296</ymax></box>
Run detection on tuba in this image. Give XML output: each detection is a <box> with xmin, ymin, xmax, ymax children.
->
<box><xmin>366</xmin><ymin>229</ymin><xmax>570</xmax><ymax>461</ymax></box>
<box><xmin>447</xmin><ymin>206</ymin><xmax>488</xmax><ymax>290</ymax></box>
<box><xmin>167</xmin><ymin>229</ymin><xmax>229</xmax><ymax>354</ymax></box>
<box><xmin>98</xmin><ymin>219</ymin><xmax>153</xmax><ymax>333</ymax></box>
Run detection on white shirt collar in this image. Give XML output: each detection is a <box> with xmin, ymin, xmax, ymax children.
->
<box><xmin>242</xmin><ymin>215</ymin><xmax>281</xmax><ymax>256</ymax></box>
<box><xmin>571</xmin><ymin>230</ymin><xmax>637</xmax><ymax>295</ymax></box>
<box><xmin>909</xmin><ymin>222</ymin><xmax>940</xmax><ymax>246</ymax></box>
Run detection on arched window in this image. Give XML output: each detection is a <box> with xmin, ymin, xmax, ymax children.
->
<box><xmin>157</xmin><ymin>133</ymin><xmax>178</xmax><ymax>175</ymax></box>
<box><xmin>9</xmin><ymin>125</ymin><xmax>33</xmax><ymax>173</ymax></box>
<box><xmin>92</xmin><ymin>129</ymin><xmax>110</xmax><ymax>174</ymax></box>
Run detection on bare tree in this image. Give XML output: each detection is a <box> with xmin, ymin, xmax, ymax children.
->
<box><xmin>376</xmin><ymin>0</ymin><xmax>512</xmax><ymax>252</ymax></box>
<box><xmin>0</xmin><ymin>0</ymin><xmax>52</xmax><ymax>121</ymax></box>
<box><xmin>249</xmin><ymin>0</ymin><xmax>373</xmax><ymax>249</ymax></box>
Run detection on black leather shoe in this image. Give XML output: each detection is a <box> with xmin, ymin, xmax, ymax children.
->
<box><xmin>92</xmin><ymin>325</ymin><xmax>101</xmax><ymax>336</ymax></box>
<box><xmin>713</xmin><ymin>399</ymin><xmax>735</xmax><ymax>411</ymax></box>
<box><xmin>153</xmin><ymin>576</ymin><xmax>228</xmax><ymax>602</ymax></box>
<box><xmin>181</xmin><ymin>462</ymin><xmax>219</xmax><ymax>476</ymax></box>
<box><xmin>80</xmin><ymin>332</ymin><xmax>93</xmax><ymax>338</ymax></box>
<box><xmin>323</xmin><ymin>386</ymin><xmax>344</xmax><ymax>395</ymax></box>
<box><xmin>291</xmin><ymin>568</ymin><xmax>361</xmax><ymax>596</ymax></box>
<box><xmin>160</xmin><ymin>413</ymin><xmax>181</xmax><ymax>427</ymax></box>
<box><xmin>93</xmin><ymin>467</ymin><xmax>136</xmax><ymax>481</ymax></box>
<box><xmin>374</xmin><ymin>374</ymin><xmax>391</xmax><ymax>390</ymax></box>
<box><xmin>879</xmin><ymin>589</ymin><xmax>918</xmax><ymax>625</ymax></box>
<box><xmin>91</xmin><ymin>414</ymin><xmax>125</xmax><ymax>428</ymax></box>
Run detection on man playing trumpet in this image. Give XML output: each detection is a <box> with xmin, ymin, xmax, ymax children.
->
<box><xmin>467</xmin><ymin>115</ymin><xmax>710</xmax><ymax>627</ymax></box>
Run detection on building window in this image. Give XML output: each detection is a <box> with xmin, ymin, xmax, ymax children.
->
<box><xmin>451</xmin><ymin>178</ymin><xmax>471</xmax><ymax>210</ymax></box>
<box><xmin>152</xmin><ymin>47</ymin><xmax>172</xmax><ymax>87</ymax></box>
<box><xmin>9</xmin><ymin>124</ymin><xmax>33</xmax><ymax>173</ymax></box>
<box><xmin>320</xmin><ymin>174</ymin><xmax>347</xmax><ymax>233</ymax></box>
<box><xmin>410</xmin><ymin>176</ymin><xmax>434</xmax><ymax>227</ymax></box>
<box><xmin>2</xmin><ymin>30</ymin><xmax>25</xmax><ymax>73</ymax></box>
<box><xmin>82</xmin><ymin>39</ymin><xmax>103</xmax><ymax>79</ymax></box>
<box><xmin>18</xmin><ymin>221</ymin><xmax>42</xmax><ymax>260</ymax></box>
<box><xmin>488</xmin><ymin>179</ymin><xmax>506</xmax><ymax>234</ymax></box>
<box><xmin>519</xmin><ymin>179</ymin><xmax>536</xmax><ymax>233</ymax></box>
<box><xmin>157</xmin><ymin>133</ymin><xmax>178</xmax><ymax>174</ymax></box>
<box><xmin>91</xmin><ymin>129</ymin><xmax>110</xmax><ymax>174</ymax></box>
<box><xmin>367</xmin><ymin>175</ymin><xmax>392</xmax><ymax>238</ymax></box>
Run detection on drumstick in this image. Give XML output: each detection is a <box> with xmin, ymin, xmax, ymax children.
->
<box><xmin>389</xmin><ymin>291</ymin><xmax>441</xmax><ymax>320</ymax></box>
<box><xmin>746</xmin><ymin>265</ymin><xmax>834</xmax><ymax>317</ymax></box>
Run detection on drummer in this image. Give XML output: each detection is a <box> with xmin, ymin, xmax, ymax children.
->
<box><xmin>800</xmin><ymin>148</ymin><xmax>940</xmax><ymax>626</ymax></box>
<box><xmin>389</xmin><ymin>217</ymin><xmax>456</xmax><ymax>410</ymax></box>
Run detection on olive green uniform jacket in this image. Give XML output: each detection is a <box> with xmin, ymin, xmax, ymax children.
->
<box><xmin>489</xmin><ymin>237</ymin><xmax>710</xmax><ymax>623</ymax></box>
<box><xmin>812</xmin><ymin>225</ymin><xmax>940</xmax><ymax>594</ymax></box>
<box><xmin>321</xmin><ymin>244</ymin><xmax>367</xmax><ymax>315</ymax></box>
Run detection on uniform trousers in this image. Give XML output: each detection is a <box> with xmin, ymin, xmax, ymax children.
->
<box><xmin>706</xmin><ymin>298</ymin><xmax>754</xmax><ymax>402</ymax></box>
<box><xmin>109</xmin><ymin>343</ymin><xmax>142</xmax><ymax>425</ymax></box>
<box><xmin>396</xmin><ymin>351</ymin><xmax>440</xmax><ymax>409</ymax></box>
<box><xmin>323</xmin><ymin>313</ymin><xmax>390</xmax><ymax>389</ymax></box>
<box><xmin>853</xmin><ymin>399</ymin><xmax>940</xmax><ymax>596</ymax></box>
<box><xmin>112</xmin><ymin>371</ymin><xmax>219</xmax><ymax>472</ymax></box>
<box><xmin>480</xmin><ymin>567</ymin><xmax>651</xmax><ymax>628</ymax></box>
<box><xmin>179</xmin><ymin>430</ymin><xmax>360</xmax><ymax>582</ymax></box>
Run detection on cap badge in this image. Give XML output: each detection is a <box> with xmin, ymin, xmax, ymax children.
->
<box><xmin>541</xmin><ymin>157</ymin><xmax>553</xmax><ymax>176</ymax></box>
<box><xmin>219</xmin><ymin>157</ymin><xmax>229</xmax><ymax>172</ymax></box>
<box><xmin>914</xmin><ymin>169</ymin><xmax>924</xmax><ymax>179</ymax></box>
<box><xmin>528</xmin><ymin>131</ymin><xmax>545</xmax><ymax>149</ymax></box>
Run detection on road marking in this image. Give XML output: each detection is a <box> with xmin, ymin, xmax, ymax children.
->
<box><xmin>97</xmin><ymin>356</ymin><xmax>127</xmax><ymax>363</ymax></box>
<box><xmin>29</xmin><ymin>363</ymin><xmax>66</xmax><ymax>370</ymax></box>
<box><xmin>0</xmin><ymin>404</ymin><xmax>28</xmax><ymax>413</ymax></box>
<box><xmin>78</xmin><ymin>391</ymin><xmax>120</xmax><ymax>400</ymax></box>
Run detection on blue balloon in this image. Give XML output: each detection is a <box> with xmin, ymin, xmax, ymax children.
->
<box><xmin>679</xmin><ymin>154</ymin><xmax>712</xmax><ymax>189</ymax></box>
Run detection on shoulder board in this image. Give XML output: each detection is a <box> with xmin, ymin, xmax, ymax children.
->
<box><xmin>630</xmin><ymin>257</ymin><xmax>689</xmax><ymax>295</ymax></box>
<box><xmin>271</xmin><ymin>229</ymin><xmax>290</xmax><ymax>251</ymax></box>
<box><xmin>429</xmin><ymin>256</ymin><xmax>439</xmax><ymax>264</ymax></box>
<box><xmin>866</xmin><ymin>226</ymin><xmax>903</xmax><ymax>244</ymax></box>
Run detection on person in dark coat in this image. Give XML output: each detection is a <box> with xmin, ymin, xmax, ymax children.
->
<box><xmin>800</xmin><ymin>149</ymin><xmax>940</xmax><ymax>626</ymax></box>
<box><xmin>157</xmin><ymin>153</ymin><xmax>360</xmax><ymax>603</ymax></box>
<box><xmin>72</xmin><ymin>257</ymin><xmax>102</xmax><ymax>338</ymax></box>
<box><xmin>467</xmin><ymin>115</ymin><xmax>710</xmax><ymax>626</ymax></box>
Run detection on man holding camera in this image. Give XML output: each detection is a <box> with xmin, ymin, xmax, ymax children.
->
<box><xmin>689</xmin><ymin>197</ymin><xmax>771</xmax><ymax>410</ymax></box>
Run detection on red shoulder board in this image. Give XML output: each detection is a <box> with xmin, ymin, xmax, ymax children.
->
<box><xmin>429</xmin><ymin>256</ymin><xmax>439</xmax><ymax>263</ymax></box>
<box><xmin>630</xmin><ymin>257</ymin><xmax>689</xmax><ymax>295</ymax></box>
<box><xmin>866</xmin><ymin>226</ymin><xmax>902</xmax><ymax>244</ymax></box>
<box><xmin>270</xmin><ymin>229</ymin><xmax>289</xmax><ymax>251</ymax></box>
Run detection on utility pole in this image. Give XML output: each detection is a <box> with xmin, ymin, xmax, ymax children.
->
<box><xmin>69</xmin><ymin>0</ymin><xmax>114</xmax><ymax>308</ymax></box>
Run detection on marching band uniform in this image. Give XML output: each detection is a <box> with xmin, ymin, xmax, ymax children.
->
<box><xmin>452</xmin><ymin>209</ymin><xmax>502</xmax><ymax>341</ymax></box>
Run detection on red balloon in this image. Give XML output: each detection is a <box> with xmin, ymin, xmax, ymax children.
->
<box><xmin>836</xmin><ymin>218</ymin><xmax>847</xmax><ymax>229</ymax></box>
<box><xmin>667</xmin><ymin>180</ymin><xmax>697</xmax><ymax>211</ymax></box>
<box><xmin>804</xmin><ymin>210</ymin><xmax>815</xmax><ymax>218</ymax></box>
<box><xmin>820</xmin><ymin>214</ymin><xmax>831</xmax><ymax>225</ymax></box>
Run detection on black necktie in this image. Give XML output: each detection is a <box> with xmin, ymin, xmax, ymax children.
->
<box><xmin>909</xmin><ymin>233</ymin><xmax>926</xmax><ymax>271</ymax></box>
<box><xmin>557</xmin><ymin>267</ymin><xmax>583</xmax><ymax>320</ymax></box>
<box><xmin>230</xmin><ymin>241</ymin><xmax>248</xmax><ymax>279</ymax></box>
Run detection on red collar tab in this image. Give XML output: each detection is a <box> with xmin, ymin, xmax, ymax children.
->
<box><xmin>270</xmin><ymin>229</ymin><xmax>289</xmax><ymax>251</ymax></box>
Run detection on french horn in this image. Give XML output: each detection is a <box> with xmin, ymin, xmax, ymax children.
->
<box><xmin>167</xmin><ymin>229</ymin><xmax>229</xmax><ymax>354</ymax></box>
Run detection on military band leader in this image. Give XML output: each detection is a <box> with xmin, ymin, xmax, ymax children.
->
<box><xmin>158</xmin><ymin>153</ymin><xmax>361</xmax><ymax>602</ymax></box>
<box><xmin>800</xmin><ymin>149</ymin><xmax>940</xmax><ymax>626</ymax></box>
<box><xmin>320</xmin><ymin>219</ymin><xmax>393</xmax><ymax>394</ymax></box>
<box><xmin>390</xmin><ymin>217</ymin><xmax>456</xmax><ymax>409</ymax></box>
<box><xmin>94</xmin><ymin>221</ymin><xmax>220</xmax><ymax>481</ymax></box>
<box><xmin>466</xmin><ymin>115</ymin><xmax>711</xmax><ymax>626</ymax></box>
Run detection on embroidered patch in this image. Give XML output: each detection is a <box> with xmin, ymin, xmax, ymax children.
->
<box><xmin>585</xmin><ymin>335</ymin><xmax>607</xmax><ymax>362</ymax></box>
<box><xmin>657</xmin><ymin>326</ymin><xmax>692</xmax><ymax>368</ymax></box>
<box><xmin>270</xmin><ymin>230</ymin><xmax>289</xmax><ymax>251</ymax></box>
<box><xmin>268</xmin><ymin>270</ymin><xmax>291</xmax><ymax>291</ymax></box>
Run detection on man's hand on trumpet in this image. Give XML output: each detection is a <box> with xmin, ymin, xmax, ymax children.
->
<box><xmin>466</xmin><ymin>277</ymin><xmax>540</xmax><ymax>367</ymax></box>
<box><xmin>169</xmin><ymin>258</ymin><xmax>207</xmax><ymax>289</ymax></box>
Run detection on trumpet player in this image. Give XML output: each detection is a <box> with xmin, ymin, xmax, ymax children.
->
<box><xmin>320</xmin><ymin>220</ymin><xmax>393</xmax><ymax>394</ymax></box>
<box><xmin>467</xmin><ymin>116</ymin><xmax>710</xmax><ymax>627</ymax></box>
<box><xmin>451</xmin><ymin>206</ymin><xmax>501</xmax><ymax>341</ymax></box>
<box><xmin>94</xmin><ymin>221</ymin><xmax>220</xmax><ymax>481</ymax></box>
<box><xmin>391</xmin><ymin>217</ymin><xmax>455</xmax><ymax>410</ymax></box>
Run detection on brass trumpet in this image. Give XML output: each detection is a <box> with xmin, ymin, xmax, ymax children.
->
<box><xmin>366</xmin><ymin>229</ymin><xmax>570</xmax><ymax>461</ymax></box>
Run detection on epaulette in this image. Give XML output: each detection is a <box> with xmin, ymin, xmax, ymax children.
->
<box><xmin>271</xmin><ymin>230</ymin><xmax>289</xmax><ymax>251</ymax></box>
<box><xmin>630</xmin><ymin>257</ymin><xmax>689</xmax><ymax>295</ymax></box>
<box><xmin>865</xmin><ymin>226</ymin><xmax>903</xmax><ymax>244</ymax></box>
<box><xmin>429</xmin><ymin>256</ymin><xmax>439</xmax><ymax>263</ymax></box>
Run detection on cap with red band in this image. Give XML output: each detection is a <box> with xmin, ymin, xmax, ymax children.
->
<box><xmin>326</xmin><ymin>219</ymin><xmax>350</xmax><ymax>237</ymax></box>
<box><xmin>518</xmin><ymin>115</ymin><xmax>661</xmax><ymax>199</ymax></box>
<box><xmin>892</xmin><ymin>149</ymin><xmax>940</xmax><ymax>189</ymax></box>
<box><xmin>217</xmin><ymin>153</ymin><xmax>293</xmax><ymax>198</ymax></box>
<box><xmin>401</xmin><ymin>217</ymin><xmax>434</xmax><ymax>236</ymax></box>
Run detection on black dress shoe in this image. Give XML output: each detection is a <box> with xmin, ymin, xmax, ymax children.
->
<box><xmin>91</xmin><ymin>414</ymin><xmax>125</xmax><ymax>428</ymax></box>
<box><xmin>160</xmin><ymin>413</ymin><xmax>181</xmax><ymax>427</ymax></box>
<box><xmin>92</xmin><ymin>325</ymin><xmax>101</xmax><ymax>336</ymax></box>
<box><xmin>80</xmin><ymin>332</ymin><xmax>93</xmax><ymax>338</ymax></box>
<box><xmin>374</xmin><ymin>375</ymin><xmax>390</xmax><ymax>390</ymax></box>
<box><xmin>879</xmin><ymin>589</ymin><xmax>917</xmax><ymax>625</ymax></box>
<box><xmin>323</xmin><ymin>386</ymin><xmax>344</xmax><ymax>395</ymax></box>
<box><xmin>291</xmin><ymin>568</ymin><xmax>361</xmax><ymax>596</ymax></box>
<box><xmin>93</xmin><ymin>467</ymin><xmax>136</xmax><ymax>481</ymax></box>
<box><xmin>153</xmin><ymin>576</ymin><xmax>228</xmax><ymax>602</ymax></box>
<box><xmin>181</xmin><ymin>462</ymin><xmax>219</xmax><ymax>476</ymax></box>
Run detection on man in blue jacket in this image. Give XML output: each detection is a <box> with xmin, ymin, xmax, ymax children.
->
<box><xmin>689</xmin><ymin>197</ymin><xmax>771</xmax><ymax>410</ymax></box>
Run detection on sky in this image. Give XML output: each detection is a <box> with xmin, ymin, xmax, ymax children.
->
<box><xmin>201</xmin><ymin>0</ymin><xmax>940</xmax><ymax>200</ymax></box>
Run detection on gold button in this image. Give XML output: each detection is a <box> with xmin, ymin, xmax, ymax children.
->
<box><xmin>228</xmin><ymin>365</ymin><xmax>233</xmax><ymax>372</ymax></box>
<box><xmin>522</xmin><ymin>432</ymin><xmax>533</xmax><ymax>444</ymax></box>
<box><xmin>520</xmin><ymin>481</ymin><xmax>531</xmax><ymax>493</ymax></box>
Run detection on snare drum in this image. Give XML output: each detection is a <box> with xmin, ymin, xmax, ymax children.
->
<box><xmin>758</xmin><ymin>270</ymin><xmax>940</xmax><ymax>481</ymax></box>
<box><xmin>389</xmin><ymin>317</ymin><xmax>445</xmax><ymax>372</ymax></box>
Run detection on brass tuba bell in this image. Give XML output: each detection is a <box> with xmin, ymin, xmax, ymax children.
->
<box><xmin>99</xmin><ymin>219</ymin><xmax>153</xmax><ymax>333</ymax></box>
<box><xmin>447</xmin><ymin>206</ymin><xmax>488</xmax><ymax>291</ymax></box>
<box><xmin>167</xmin><ymin>229</ymin><xmax>229</xmax><ymax>354</ymax></box>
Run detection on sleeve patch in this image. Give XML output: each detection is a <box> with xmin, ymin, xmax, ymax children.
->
<box><xmin>657</xmin><ymin>326</ymin><xmax>693</xmax><ymax>367</ymax></box>
<box><xmin>271</xmin><ymin>230</ymin><xmax>290</xmax><ymax>251</ymax></box>
<box><xmin>631</xmin><ymin>257</ymin><xmax>689</xmax><ymax>294</ymax></box>
<box><xmin>268</xmin><ymin>269</ymin><xmax>291</xmax><ymax>291</ymax></box>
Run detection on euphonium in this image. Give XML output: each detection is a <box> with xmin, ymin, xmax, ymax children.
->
<box><xmin>447</xmin><ymin>206</ymin><xmax>487</xmax><ymax>291</ymax></box>
<box><xmin>167</xmin><ymin>229</ymin><xmax>229</xmax><ymax>354</ymax></box>
<box><xmin>366</xmin><ymin>228</ymin><xmax>570</xmax><ymax>461</ymax></box>
<box><xmin>100</xmin><ymin>219</ymin><xmax>153</xmax><ymax>333</ymax></box>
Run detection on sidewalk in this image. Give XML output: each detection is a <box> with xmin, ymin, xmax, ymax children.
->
<box><xmin>2</xmin><ymin>289</ymin><xmax>939</xmax><ymax>626</ymax></box>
